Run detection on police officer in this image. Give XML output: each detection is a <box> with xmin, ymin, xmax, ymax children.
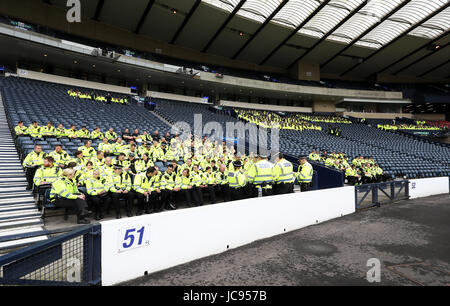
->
<box><xmin>227</xmin><ymin>161</ymin><xmax>246</xmax><ymax>201</ymax></box>
<box><xmin>296</xmin><ymin>156</ymin><xmax>314</xmax><ymax>192</ymax></box>
<box><xmin>273</xmin><ymin>153</ymin><xmax>294</xmax><ymax>194</ymax></box>
<box><xmin>160</xmin><ymin>164</ymin><xmax>180</xmax><ymax>210</ymax></box>
<box><xmin>216</xmin><ymin>164</ymin><xmax>230</xmax><ymax>202</ymax></box>
<box><xmin>108</xmin><ymin>165</ymin><xmax>133</xmax><ymax>218</ymax></box>
<box><xmin>23</xmin><ymin>144</ymin><xmax>47</xmax><ymax>190</ymax></box>
<box><xmin>49</xmin><ymin>169</ymin><xmax>91</xmax><ymax>224</ymax></box>
<box><xmin>86</xmin><ymin>169</ymin><xmax>111</xmax><ymax>220</ymax></box>
<box><xmin>247</xmin><ymin>154</ymin><xmax>274</xmax><ymax>197</ymax></box>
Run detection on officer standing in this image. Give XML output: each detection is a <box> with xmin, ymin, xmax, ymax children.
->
<box><xmin>273</xmin><ymin>153</ymin><xmax>294</xmax><ymax>194</ymax></box>
<box><xmin>296</xmin><ymin>156</ymin><xmax>314</xmax><ymax>192</ymax></box>
<box><xmin>227</xmin><ymin>161</ymin><xmax>246</xmax><ymax>201</ymax></box>
<box><xmin>247</xmin><ymin>154</ymin><xmax>274</xmax><ymax>197</ymax></box>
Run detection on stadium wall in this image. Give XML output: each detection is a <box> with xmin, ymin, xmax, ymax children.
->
<box><xmin>147</xmin><ymin>91</ymin><xmax>211</xmax><ymax>104</ymax></box>
<box><xmin>100</xmin><ymin>186</ymin><xmax>356</xmax><ymax>285</ymax></box>
<box><xmin>409</xmin><ymin>177</ymin><xmax>450</xmax><ymax>199</ymax></box>
<box><xmin>12</xmin><ymin>69</ymin><xmax>132</xmax><ymax>95</ymax></box>
<box><xmin>220</xmin><ymin>100</ymin><xmax>313</xmax><ymax>113</ymax></box>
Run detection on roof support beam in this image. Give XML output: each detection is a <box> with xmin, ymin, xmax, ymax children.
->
<box><xmin>340</xmin><ymin>3</ymin><xmax>450</xmax><ymax>77</ymax></box>
<box><xmin>259</xmin><ymin>0</ymin><xmax>329</xmax><ymax>66</ymax></box>
<box><xmin>320</xmin><ymin>0</ymin><xmax>411</xmax><ymax>70</ymax></box>
<box><xmin>170</xmin><ymin>0</ymin><xmax>202</xmax><ymax>44</ymax></box>
<box><xmin>231</xmin><ymin>0</ymin><xmax>289</xmax><ymax>60</ymax></box>
<box><xmin>417</xmin><ymin>58</ymin><xmax>450</xmax><ymax>78</ymax></box>
<box><xmin>92</xmin><ymin>0</ymin><xmax>105</xmax><ymax>21</ymax></box>
<box><xmin>287</xmin><ymin>0</ymin><xmax>369</xmax><ymax>69</ymax></box>
<box><xmin>134</xmin><ymin>0</ymin><xmax>156</xmax><ymax>34</ymax></box>
<box><xmin>202</xmin><ymin>0</ymin><xmax>247</xmax><ymax>53</ymax></box>
<box><xmin>393</xmin><ymin>42</ymin><xmax>450</xmax><ymax>75</ymax></box>
<box><xmin>369</xmin><ymin>32</ymin><xmax>449</xmax><ymax>77</ymax></box>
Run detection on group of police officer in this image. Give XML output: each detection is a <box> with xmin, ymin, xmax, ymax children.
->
<box><xmin>19</xmin><ymin>123</ymin><xmax>314</xmax><ymax>224</ymax></box>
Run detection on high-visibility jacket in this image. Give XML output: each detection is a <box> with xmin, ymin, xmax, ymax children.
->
<box><xmin>108</xmin><ymin>172</ymin><xmax>132</xmax><ymax>192</ymax></box>
<box><xmin>215</xmin><ymin>171</ymin><xmax>228</xmax><ymax>185</ymax></box>
<box><xmin>74</xmin><ymin>157</ymin><xmax>87</xmax><ymax>167</ymax></box>
<box><xmin>23</xmin><ymin>151</ymin><xmax>47</xmax><ymax>167</ymax></box>
<box><xmin>15</xmin><ymin>125</ymin><xmax>28</xmax><ymax>136</ymax></box>
<box><xmin>41</xmin><ymin>126</ymin><xmax>56</xmax><ymax>137</ymax></box>
<box><xmin>105</xmin><ymin>131</ymin><xmax>117</xmax><ymax>140</ymax></box>
<box><xmin>55</xmin><ymin>128</ymin><xmax>67</xmax><ymax>138</ymax></box>
<box><xmin>139</xmin><ymin>134</ymin><xmax>153</xmax><ymax>142</ymax></box>
<box><xmin>247</xmin><ymin>160</ymin><xmax>274</xmax><ymax>185</ymax></box>
<box><xmin>152</xmin><ymin>147</ymin><xmax>166</xmax><ymax>161</ymax></box>
<box><xmin>296</xmin><ymin>162</ymin><xmax>313</xmax><ymax>183</ymax></box>
<box><xmin>91</xmin><ymin>157</ymin><xmax>105</xmax><ymax>168</ymax></box>
<box><xmin>98</xmin><ymin>142</ymin><xmax>112</xmax><ymax>153</ymax></box>
<box><xmin>134</xmin><ymin>159</ymin><xmax>154</xmax><ymax>173</ymax></box>
<box><xmin>273</xmin><ymin>159</ymin><xmax>295</xmax><ymax>184</ymax></box>
<box><xmin>73</xmin><ymin>170</ymin><xmax>85</xmax><ymax>186</ymax></box>
<box><xmin>178</xmin><ymin>175</ymin><xmax>192</xmax><ymax>190</ymax></box>
<box><xmin>114</xmin><ymin>159</ymin><xmax>130</xmax><ymax>170</ymax></box>
<box><xmin>100</xmin><ymin>164</ymin><xmax>114</xmax><ymax>177</ymax></box>
<box><xmin>227</xmin><ymin>170</ymin><xmax>246</xmax><ymax>188</ymax></box>
<box><xmin>309</xmin><ymin>153</ymin><xmax>320</xmax><ymax>161</ymax></box>
<box><xmin>345</xmin><ymin>168</ymin><xmax>358</xmax><ymax>177</ymax></box>
<box><xmin>86</xmin><ymin>177</ymin><xmax>109</xmax><ymax>196</ymax></box>
<box><xmin>160</xmin><ymin>171</ymin><xmax>178</xmax><ymax>190</ymax></box>
<box><xmin>28</xmin><ymin>125</ymin><xmax>42</xmax><ymax>138</ymax></box>
<box><xmin>113</xmin><ymin>143</ymin><xmax>128</xmax><ymax>155</ymax></box>
<box><xmin>90</xmin><ymin>131</ymin><xmax>104</xmax><ymax>140</ymax></box>
<box><xmin>49</xmin><ymin>150</ymin><xmax>72</xmax><ymax>166</ymax></box>
<box><xmin>202</xmin><ymin>172</ymin><xmax>217</xmax><ymax>185</ymax></box>
<box><xmin>77</xmin><ymin>146</ymin><xmax>96</xmax><ymax>159</ymax></box>
<box><xmin>66</xmin><ymin>129</ymin><xmax>77</xmax><ymax>138</ymax></box>
<box><xmin>191</xmin><ymin>171</ymin><xmax>203</xmax><ymax>187</ymax></box>
<box><xmin>76</xmin><ymin>129</ymin><xmax>91</xmax><ymax>138</ymax></box>
<box><xmin>133</xmin><ymin>173</ymin><xmax>158</xmax><ymax>193</ymax></box>
<box><xmin>49</xmin><ymin>177</ymin><xmax>79</xmax><ymax>202</ymax></box>
<box><xmin>33</xmin><ymin>166</ymin><xmax>62</xmax><ymax>186</ymax></box>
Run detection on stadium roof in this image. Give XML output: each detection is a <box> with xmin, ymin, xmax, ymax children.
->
<box><xmin>6</xmin><ymin>0</ymin><xmax>450</xmax><ymax>81</ymax></box>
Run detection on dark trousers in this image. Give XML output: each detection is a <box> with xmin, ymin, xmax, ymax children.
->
<box><xmin>251</xmin><ymin>185</ymin><xmax>274</xmax><ymax>197</ymax></box>
<box><xmin>25</xmin><ymin>166</ymin><xmax>39</xmax><ymax>189</ymax></box>
<box><xmin>300</xmin><ymin>182</ymin><xmax>312</xmax><ymax>192</ymax></box>
<box><xmin>55</xmin><ymin>197</ymin><xmax>88</xmax><ymax>221</ymax></box>
<box><xmin>274</xmin><ymin>183</ymin><xmax>294</xmax><ymax>195</ymax></box>
<box><xmin>162</xmin><ymin>189</ymin><xmax>179</xmax><ymax>209</ymax></box>
<box><xmin>89</xmin><ymin>194</ymin><xmax>111</xmax><ymax>218</ymax></box>
<box><xmin>230</xmin><ymin>187</ymin><xmax>243</xmax><ymax>201</ymax></box>
<box><xmin>218</xmin><ymin>184</ymin><xmax>231</xmax><ymax>202</ymax></box>
<box><xmin>110</xmin><ymin>192</ymin><xmax>133</xmax><ymax>216</ymax></box>
<box><xmin>152</xmin><ymin>191</ymin><xmax>163</xmax><ymax>212</ymax></box>
<box><xmin>180</xmin><ymin>189</ymin><xmax>194</xmax><ymax>207</ymax></box>
<box><xmin>205</xmin><ymin>185</ymin><xmax>217</xmax><ymax>204</ymax></box>
<box><xmin>192</xmin><ymin>186</ymin><xmax>203</xmax><ymax>206</ymax></box>
<box><xmin>347</xmin><ymin>176</ymin><xmax>359</xmax><ymax>186</ymax></box>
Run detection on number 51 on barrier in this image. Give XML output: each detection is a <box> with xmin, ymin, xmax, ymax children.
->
<box><xmin>118</xmin><ymin>225</ymin><xmax>150</xmax><ymax>253</ymax></box>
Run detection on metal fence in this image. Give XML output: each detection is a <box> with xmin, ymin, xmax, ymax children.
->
<box><xmin>0</xmin><ymin>224</ymin><xmax>101</xmax><ymax>286</ymax></box>
<box><xmin>355</xmin><ymin>180</ymin><xmax>409</xmax><ymax>210</ymax></box>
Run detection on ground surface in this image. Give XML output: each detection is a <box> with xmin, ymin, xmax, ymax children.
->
<box><xmin>122</xmin><ymin>193</ymin><xmax>450</xmax><ymax>286</ymax></box>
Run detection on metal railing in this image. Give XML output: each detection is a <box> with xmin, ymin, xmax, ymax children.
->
<box><xmin>355</xmin><ymin>180</ymin><xmax>409</xmax><ymax>210</ymax></box>
<box><xmin>0</xmin><ymin>224</ymin><xmax>101</xmax><ymax>286</ymax></box>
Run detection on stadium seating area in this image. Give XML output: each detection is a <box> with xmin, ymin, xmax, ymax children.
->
<box><xmin>0</xmin><ymin>76</ymin><xmax>170</xmax><ymax>159</ymax></box>
<box><xmin>1</xmin><ymin>76</ymin><xmax>449</xmax><ymax>181</ymax></box>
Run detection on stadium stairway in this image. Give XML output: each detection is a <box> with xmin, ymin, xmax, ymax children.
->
<box><xmin>0</xmin><ymin>94</ymin><xmax>47</xmax><ymax>253</ymax></box>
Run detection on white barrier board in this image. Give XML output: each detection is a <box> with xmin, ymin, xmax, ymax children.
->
<box><xmin>409</xmin><ymin>177</ymin><xmax>449</xmax><ymax>199</ymax></box>
<box><xmin>101</xmin><ymin>186</ymin><xmax>355</xmax><ymax>285</ymax></box>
